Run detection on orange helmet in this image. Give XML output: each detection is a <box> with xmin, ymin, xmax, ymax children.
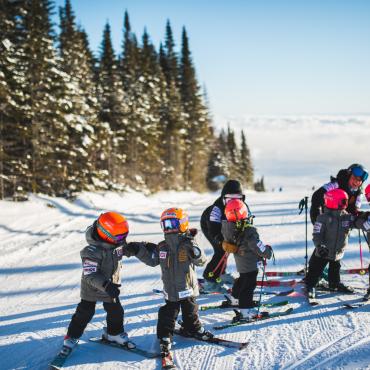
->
<box><xmin>160</xmin><ymin>208</ymin><xmax>189</xmax><ymax>234</ymax></box>
<box><xmin>225</xmin><ymin>199</ymin><xmax>248</xmax><ymax>222</ymax></box>
<box><xmin>96</xmin><ymin>212</ymin><xmax>129</xmax><ymax>244</ymax></box>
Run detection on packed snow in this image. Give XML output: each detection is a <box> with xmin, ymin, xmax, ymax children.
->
<box><xmin>1</xmin><ymin>189</ymin><xmax>369</xmax><ymax>369</ymax></box>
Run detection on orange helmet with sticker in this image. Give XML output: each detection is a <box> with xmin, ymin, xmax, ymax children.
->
<box><xmin>97</xmin><ymin>212</ymin><xmax>129</xmax><ymax>244</ymax></box>
<box><xmin>160</xmin><ymin>208</ymin><xmax>189</xmax><ymax>234</ymax></box>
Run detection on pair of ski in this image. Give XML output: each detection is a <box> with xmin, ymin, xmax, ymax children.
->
<box><xmin>49</xmin><ymin>329</ymin><xmax>248</xmax><ymax>369</ymax></box>
<box><xmin>197</xmin><ymin>277</ymin><xmax>297</xmax><ymax>287</ymax></box>
<box><xmin>265</xmin><ymin>267</ymin><xmax>368</xmax><ymax>276</ymax></box>
<box><xmin>49</xmin><ymin>337</ymin><xmax>160</xmax><ymax>369</ymax></box>
<box><xmin>160</xmin><ymin>327</ymin><xmax>249</xmax><ymax>369</ymax></box>
<box><xmin>153</xmin><ymin>287</ymin><xmax>295</xmax><ymax>297</ymax></box>
<box><xmin>213</xmin><ymin>307</ymin><xmax>294</xmax><ymax>330</ymax></box>
<box><xmin>200</xmin><ymin>297</ymin><xmax>289</xmax><ymax>311</ymax></box>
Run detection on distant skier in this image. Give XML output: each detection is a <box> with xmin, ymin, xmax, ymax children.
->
<box><xmin>123</xmin><ymin>207</ymin><xmax>214</xmax><ymax>365</ymax></box>
<box><xmin>59</xmin><ymin>212</ymin><xmax>136</xmax><ymax>356</ymax></box>
<box><xmin>306</xmin><ymin>189</ymin><xmax>370</xmax><ymax>297</ymax></box>
<box><xmin>200</xmin><ymin>179</ymin><xmax>247</xmax><ymax>290</ymax></box>
<box><xmin>220</xmin><ymin>199</ymin><xmax>273</xmax><ymax>321</ymax></box>
<box><xmin>309</xmin><ymin>164</ymin><xmax>368</xmax><ymax>291</ymax></box>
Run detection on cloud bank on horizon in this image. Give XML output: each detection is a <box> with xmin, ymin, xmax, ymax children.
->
<box><xmin>215</xmin><ymin>115</ymin><xmax>370</xmax><ymax>191</ymax></box>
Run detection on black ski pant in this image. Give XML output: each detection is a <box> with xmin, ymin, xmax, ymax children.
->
<box><xmin>157</xmin><ymin>297</ymin><xmax>201</xmax><ymax>340</ymax></box>
<box><xmin>202</xmin><ymin>240</ymin><xmax>227</xmax><ymax>282</ymax></box>
<box><xmin>306</xmin><ymin>253</ymin><xmax>341</xmax><ymax>289</ymax></box>
<box><xmin>231</xmin><ymin>270</ymin><xmax>258</xmax><ymax>309</ymax></box>
<box><xmin>67</xmin><ymin>299</ymin><xmax>124</xmax><ymax>339</ymax></box>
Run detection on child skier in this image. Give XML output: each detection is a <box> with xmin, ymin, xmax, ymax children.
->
<box><xmin>59</xmin><ymin>211</ymin><xmax>135</xmax><ymax>356</ymax></box>
<box><xmin>220</xmin><ymin>199</ymin><xmax>273</xmax><ymax>321</ymax></box>
<box><xmin>125</xmin><ymin>207</ymin><xmax>213</xmax><ymax>364</ymax></box>
<box><xmin>306</xmin><ymin>188</ymin><xmax>368</xmax><ymax>298</ymax></box>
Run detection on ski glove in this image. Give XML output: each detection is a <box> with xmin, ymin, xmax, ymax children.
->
<box><xmin>222</xmin><ymin>241</ymin><xmax>238</xmax><ymax>254</ymax></box>
<box><xmin>315</xmin><ymin>245</ymin><xmax>329</xmax><ymax>258</ymax></box>
<box><xmin>122</xmin><ymin>242</ymin><xmax>140</xmax><ymax>257</ymax></box>
<box><xmin>104</xmin><ymin>281</ymin><xmax>121</xmax><ymax>298</ymax></box>
<box><xmin>264</xmin><ymin>245</ymin><xmax>273</xmax><ymax>259</ymax></box>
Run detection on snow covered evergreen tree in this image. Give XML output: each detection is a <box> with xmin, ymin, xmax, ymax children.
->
<box><xmin>179</xmin><ymin>27</ymin><xmax>212</xmax><ymax>191</ymax></box>
<box><xmin>97</xmin><ymin>22</ymin><xmax>128</xmax><ymax>187</ymax></box>
<box><xmin>239</xmin><ymin>129</ymin><xmax>254</xmax><ymax>188</ymax></box>
<box><xmin>0</xmin><ymin>0</ymin><xmax>30</xmax><ymax>199</ymax></box>
<box><xmin>159</xmin><ymin>25</ymin><xmax>186</xmax><ymax>190</ymax></box>
<box><xmin>20</xmin><ymin>0</ymin><xmax>78</xmax><ymax>196</ymax></box>
<box><xmin>58</xmin><ymin>0</ymin><xmax>103</xmax><ymax>194</ymax></box>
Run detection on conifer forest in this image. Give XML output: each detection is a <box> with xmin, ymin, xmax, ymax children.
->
<box><xmin>0</xmin><ymin>0</ymin><xmax>255</xmax><ymax>199</ymax></box>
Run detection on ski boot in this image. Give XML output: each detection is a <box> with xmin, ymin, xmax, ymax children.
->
<box><xmin>192</xmin><ymin>326</ymin><xmax>214</xmax><ymax>341</ymax></box>
<box><xmin>329</xmin><ymin>282</ymin><xmax>354</xmax><ymax>294</ymax></box>
<box><xmin>160</xmin><ymin>337</ymin><xmax>175</xmax><ymax>369</ymax></box>
<box><xmin>102</xmin><ymin>328</ymin><xmax>136</xmax><ymax>349</ymax></box>
<box><xmin>222</xmin><ymin>294</ymin><xmax>239</xmax><ymax>307</ymax></box>
<box><xmin>60</xmin><ymin>335</ymin><xmax>79</xmax><ymax>356</ymax></box>
<box><xmin>307</xmin><ymin>286</ymin><xmax>316</xmax><ymax>299</ymax></box>
<box><xmin>232</xmin><ymin>308</ymin><xmax>258</xmax><ymax>323</ymax></box>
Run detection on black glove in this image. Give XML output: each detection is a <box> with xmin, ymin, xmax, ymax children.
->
<box><xmin>264</xmin><ymin>244</ymin><xmax>273</xmax><ymax>259</ymax></box>
<box><xmin>104</xmin><ymin>281</ymin><xmax>121</xmax><ymax>298</ymax></box>
<box><xmin>315</xmin><ymin>245</ymin><xmax>329</xmax><ymax>258</ymax></box>
<box><xmin>122</xmin><ymin>242</ymin><xmax>140</xmax><ymax>257</ymax></box>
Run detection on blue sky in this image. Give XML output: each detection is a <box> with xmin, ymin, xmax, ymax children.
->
<box><xmin>53</xmin><ymin>0</ymin><xmax>370</xmax><ymax>120</ymax></box>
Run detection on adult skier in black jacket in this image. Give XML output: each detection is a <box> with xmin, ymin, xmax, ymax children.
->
<box><xmin>309</xmin><ymin>164</ymin><xmax>368</xmax><ymax>292</ymax></box>
<box><xmin>200</xmin><ymin>180</ymin><xmax>246</xmax><ymax>288</ymax></box>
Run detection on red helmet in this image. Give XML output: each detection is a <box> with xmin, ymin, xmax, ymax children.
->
<box><xmin>324</xmin><ymin>189</ymin><xmax>348</xmax><ymax>210</ymax></box>
<box><xmin>225</xmin><ymin>199</ymin><xmax>248</xmax><ymax>222</ymax></box>
<box><xmin>97</xmin><ymin>212</ymin><xmax>129</xmax><ymax>244</ymax></box>
<box><xmin>365</xmin><ymin>184</ymin><xmax>370</xmax><ymax>202</ymax></box>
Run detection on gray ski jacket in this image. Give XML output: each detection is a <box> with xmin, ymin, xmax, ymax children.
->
<box><xmin>80</xmin><ymin>225</ymin><xmax>124</xmax><ymax>302</ymax></box>
<box><xmin>221</xmin><ymin>220</ymin><xmax>272</xmax><ymax>273</ymax></box>
<box><xmin>135</xmin><ymin>232</ymin><xmax>207</xmax><ymax>302</ymax></box>
<box><xmin>312</xmin><ymin>208</ymin><xmax>366</xmax><ymax>261</ymax></box>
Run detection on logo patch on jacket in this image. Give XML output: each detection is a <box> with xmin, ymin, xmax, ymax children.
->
<box><xmin>83</xmin><ymin>259</ymin><xmax>98</xmax><ymax>275</ymax></box>
<box><xmin>210</xmin><ymin>206</ymin><xmax>222</xmax><ymax>223</ymax></box>
<box><xmin>115</xmin><ymin>247</ymin><xmax>123</xmax><ymax>258</ymax></box>
<box><xmin>313</xmin><ymin>222</ymin><xmax>322</xmax><ymax>233</ymax></box>
<box><xmin>159</xmin><ymin>251</ymin><xmax>167</xmax><ymax>259</ymax></box>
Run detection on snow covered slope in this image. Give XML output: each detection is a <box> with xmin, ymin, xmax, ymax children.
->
<box><xmin>1</xmin><ymin>190</ymin><xmax>369</xmax><ymax>369</ymax></box>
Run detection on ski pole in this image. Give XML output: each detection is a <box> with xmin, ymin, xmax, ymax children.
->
<box><xmin>359</xmin><ymin>229</ymin><xmax>365</xmax><ymax>274</ymax></box>
<box><xmin>208</xmin><ymin>252</ymin><xmax>229</xmax><ymax>282</ymax></box>
<box><xmin>298</xmin><ymin>196</ymin><xmax>309</xmax><ymax>277</ymax></box>
<box><xmin>256</xmin><ymin>260</ymin><xmax>266</xmax><ymax>317</ymax></box>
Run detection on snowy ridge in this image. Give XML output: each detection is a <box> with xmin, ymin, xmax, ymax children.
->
<box><xmin>0</xmin><ymin>190</ymin><xmax>369</xmax><ymax>369</ymax></box>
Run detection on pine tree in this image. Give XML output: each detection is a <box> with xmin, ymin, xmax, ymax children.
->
<box><xmin>97</xmin><ymin>22</ymin><xmax>128</xmax><ymax>187</ymax></box>
<box><xmin>226</xmin><ymin>124</ymin><xmax>241</xmax><ymax>180</ymax></box>
<box><xmin>58</xmin><ymin>0</ymin><xmax>102</xmax><ymax>194</ymax></box>
<box><xmin>0</xmin><ymin>0</ymin><xmax>29</xmax><ymax>199</ymax></box>
<box><xmin>159</xmin><ymin>25</ymin><xmax>186</xmax><ymax>190</ymax></box>
<box><xmin>18</xmin><ymin>0</ymin><xmax>76</xmax><ymax>196</ymax></box>
<box><xmin>179</xmin><ymin>27</ymin><xmax>212</xmax><ymax>190</ymax></box>
<box><xmin>136</xmin><ymin>29</ymin><xmax>167</xmax><ymax>191</ymax></box>
<box><xmin>239</xmin><ymin>130</ymin><xmax>253</xmax><ymax>188</ymax></box>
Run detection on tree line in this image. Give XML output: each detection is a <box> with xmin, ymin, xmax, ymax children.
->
<box><xmin>0</xmin><ymin>0</ymin><xmax>257</xmax><ymax>200</ymax></box>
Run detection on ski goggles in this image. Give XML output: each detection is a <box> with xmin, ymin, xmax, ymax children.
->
<box><xmin>223</xmin><ymin>193</ymin><xmax>245</xmax><ymax>204</ymax></box>
<box><xmin>97</xmin><ymin>223</ymin><xmax>128</xmax><ymax>243</ymax></box>
<box><xmin>160</xmin><ymin>217</ymin><xmax>189</xmax><ymax>233</ymax></box>
<box><xmin>351</xmin><ymin>166</ymin><xmax>368</xmax><ymax>181</ymax></box>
